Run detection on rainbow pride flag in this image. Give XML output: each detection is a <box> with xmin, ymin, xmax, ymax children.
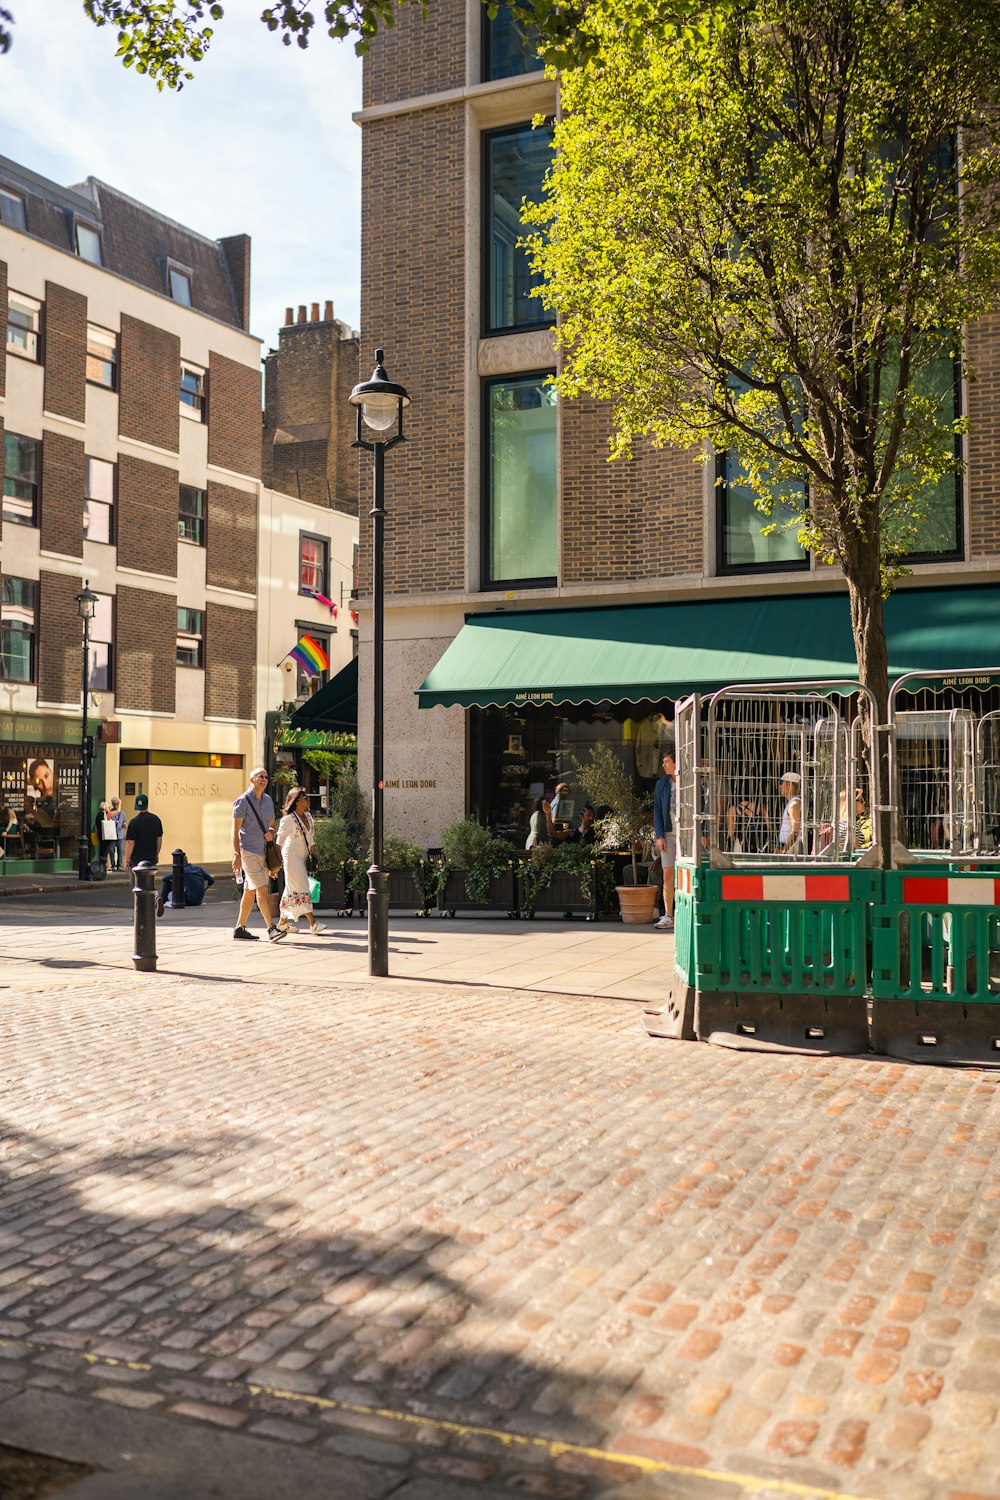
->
<box><xmin>289</xmin><ymin>635</ymin><xmax>329</xmax><ymax>677</ymax></box>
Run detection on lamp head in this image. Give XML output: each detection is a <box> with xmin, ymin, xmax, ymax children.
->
<box><xmin>75</xmin><ymin>582</ymin><xmax>98</xmax><ymax>622</ymax></box>
<box><xmin>349</xmin><ymin>348</ymin><xmax>410</xmax><ymax>434</ymax></box>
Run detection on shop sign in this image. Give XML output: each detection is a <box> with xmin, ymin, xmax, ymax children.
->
<box><xmin>274</xmin><ymin>726</ymin><xmax>358</xmax><ymax>750</ymax></box>
<box><xmin>514</xmin><ymin>691</ymin><xmax>554</xmax><ymax>702</ymax></box>
<box><xmin>939</xmin><ymin>674</ymin><xmax>995</xmax><ymax>688</ymax></box>
<box><xmin>0</xmin><ymin>714</ymin><xmax>88</xmax><ymax>745</ymax></box>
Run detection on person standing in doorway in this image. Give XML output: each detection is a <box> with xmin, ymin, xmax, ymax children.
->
<box><xmin>653</xmin><ymin>744</ymin><xmax>677</xmax><ymax>931</ymax></box>
<box><xmin>231</xmin><ymin>768</ymin><xmax>286</xmax><ymax>942</ymax></box>
<box><xmin>124</xmin><ymin>794</ymin><xmax>163</xmax><ymax>869</ymax></box>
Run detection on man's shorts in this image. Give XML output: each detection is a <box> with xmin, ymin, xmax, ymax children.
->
<box><xmin>660</xmin><ymin>834</ymin><xmax>677</xmax><ymax>868</ymax></box>
<box><xmin>240</xmin><ymin>850</ymin><xmax>270</xmax><ymax>891</ymax></box>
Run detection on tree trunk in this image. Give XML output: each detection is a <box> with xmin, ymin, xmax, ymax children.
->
<box><xmin>843</xmin><ymin>557</ymin><xmax>893</xmax><ymax>870</ymax></box>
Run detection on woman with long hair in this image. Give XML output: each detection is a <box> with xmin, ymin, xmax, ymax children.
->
<box><xmin>275</xmin><ymin>785</ymin><xmax>325</xmax><ymax>934</ymax></box>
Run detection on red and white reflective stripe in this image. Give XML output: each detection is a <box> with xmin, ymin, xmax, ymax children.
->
<box><xmin>720</xmin><ymin>873</ymin><xmax>852</xmax><ymax>903</ymax></box>
<box><xmin>902</xmin><ymin>876</ymin><xmax>1000</xmax><ymax>907</ymax></box>
<box><xmin>677</xmin><ymin>866</ymin><xmax>693</xmax><ymax>895</ymax></box>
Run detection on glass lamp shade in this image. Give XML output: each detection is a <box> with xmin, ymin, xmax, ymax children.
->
<box><xmin>350</xmin><ymin>349</ymin><xmax>410</xmax><ymax>434</ymax></box>
<box><xmin>361</xmin><ymin>395</ymin><xmax>400</xmax><ymax>432</ymax></box>
<box><xmin>75</xmin><ymin>584</ymin><xmax>98</xmax><ymax>621</ymax></box>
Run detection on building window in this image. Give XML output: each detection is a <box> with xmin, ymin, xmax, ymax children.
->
<box><xmin>178</xmin><ymin>484</ymin><xmax>206</xmax><ymax>545</ymax></box>
<box><xmin>84</xmin><ymin>457</ymin><xmax>115</xmax><ymax>544</ymax></box>
<box><xmin>6</xmin><ymin>292</ymin><xmax>41</xmax><ymax>361</ymax></box>
<box><xmin>484</xmin><ymin>374</ymin><xmax>558</xmax><ymax>587</ymax></box>
<box><xmin>88</xmin><ymin>593</ymin><xmax>114</xmax><ymax>693</ymax></box>
<box><xmin>0</xmin><ymin>577</ymin><xmax>36</xmax><ymax>683</ymax></box>
<box><xmin>485</xmin><ymin>122</ymin><xmax>554</xmax><ymax>335</ymax></box>
<box><xmin>2</xmin><ymin>433</ymin><xmax>40</xmax><ymax>528</ymax></box>
<box><xmin>75</xmin><ymin>222</ymin><xmax>102</xmax><ymax>265</ymax></box>
<box><xmin>483</xmin><ymin>3</ymin><xmax>542</xmax><ymax>80</ymax></box>
<box><xmin>176</xmin><ymin>608</ymin><xmax>204</xmax><ymax>668</ymax></box>
<box><xmin>86</xmin><ymin>325</ymin><xmax>118</xmax><ymax>389</ymax></box>
<box><xmin>295</xmin><ymin>623</ymin><xmax>331</xmax><ymax>698</ymax></box>
<box><xmin>717</xmin><ymin>452</ymin><xmax>809</xmax><ymax>573</ymax></box>
<box><xmin>168</xmin><ymin>265</ymin><xmax>193</xmax><ymax>306</ymax></box>
<box><xmin>0</xmin><ymin>187</ymin><xmax>26</xmax><ymax>230</ymax></box>
<box><xmin>180</xmin><ymin>364</ymin><xmax>206</xmax><ymax>420</ymax></box>
<box><xmin>299</xmin><ymin>533</ymin><xmax>329</xmax><ymax>595</ymax></box>
<box><xmin>885</xmin><ymin>348</ymin><xmax>964</xmax><ymax>563</ymax></box>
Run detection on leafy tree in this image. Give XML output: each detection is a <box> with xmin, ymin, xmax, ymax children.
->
<box><xmin>526</xmin><ymin>0</ymin><xmax>1000</xmax><ymax>859</ymax></box>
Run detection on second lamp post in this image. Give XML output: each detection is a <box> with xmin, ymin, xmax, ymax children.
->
<box><xmin>350</xmin><ymin>350</ymin><xmax>410</xmax><ymax>977</ymax></box>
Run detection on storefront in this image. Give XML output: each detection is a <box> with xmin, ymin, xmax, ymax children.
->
<box><xmin>0</xmin><ymin>713</ymin><xmax>103</xmax><ymax>872</ymax></box>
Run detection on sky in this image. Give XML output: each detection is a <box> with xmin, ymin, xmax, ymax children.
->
<box><xmin>0</xmin><ymin>0</ymin><xmax>363</xmax><ymax>352</ymax></box>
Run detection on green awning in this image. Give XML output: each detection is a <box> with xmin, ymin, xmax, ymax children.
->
<box><xmin>290</xmin><ymin>656</ymin><xmax>358</xmax><ymax>730</ymax></box>
<box><xmin>416</xmin><ymin>585</ymin><xmax>1000</xmax><ymax>710</ymax></box>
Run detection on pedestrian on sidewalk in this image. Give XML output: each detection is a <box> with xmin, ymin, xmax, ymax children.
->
<box><xmin>231</xmin><ymin>768</ymin><xmax>286</xmax><ymax>942</ymax></box>
<box><xmin>110</xmin><ymin>798</ymin><xmax>127</xmax><ymax>870</ymax></box>
<box><xmin>653</xmin><ymin>744</ymin><xmax>677</xmax><ymax>931</ymax></box>
<box><xmin>124</xmin><ymin>794</ymin><xmax>163</xmax><ymax>870</ymax></box>
<box><xmin>275</xmin><ymin>786</ymin><xmax>325</xmax><ymax>935</ymax></box>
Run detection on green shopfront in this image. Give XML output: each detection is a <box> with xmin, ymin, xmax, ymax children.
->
<box><xmin>0</xmin><ymin>712</ymin><xmax>104</xmax><ymax>872</ymax></box>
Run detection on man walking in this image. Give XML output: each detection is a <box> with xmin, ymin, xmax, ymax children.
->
<box><xmin>124</xmin><ymin>794</ymin><xmax>163</xmax><ymax>870</ymax></box>
<box><xmin>231</xmin><ymin>768</ymin><xmax>286</xmax><ymax>942</ymax></box>
<box><xmin>653</xmin><ymin>744</ymin><xmax>677</xmax><ymax>932</ymax></box>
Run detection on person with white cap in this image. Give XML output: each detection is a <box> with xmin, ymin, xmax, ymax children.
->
<box><xmin>778</xmin><ymin>771</ymin><xmax>802</xmax><ymax>852</ymax></box>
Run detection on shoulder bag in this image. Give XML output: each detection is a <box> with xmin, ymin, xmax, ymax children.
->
<box><xmin>294</xmin><ymin>811</ymin><xmax>318</xmax><ymax>873</ymax></box>
<box><xmin>245</xmin><ymin>795</ymin><xmax>282</xmax><ymax>873</ymax></box>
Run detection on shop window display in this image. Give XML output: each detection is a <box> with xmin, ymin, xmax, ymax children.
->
<box><xmin>0</xmin><ymin>749</ymin><xmax>82</xmax><ymax>861</ymax></box>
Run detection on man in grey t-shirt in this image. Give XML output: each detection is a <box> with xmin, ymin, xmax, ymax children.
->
<box><xmin>231</xmin><ymin>768</ymin><xmax>286</xmax><ymax>941</ymax></box>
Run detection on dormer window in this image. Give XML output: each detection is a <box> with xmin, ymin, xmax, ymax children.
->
<box><xmin>75</xmin><ymin>222</ymin><xmax>102</xmax><ymax>265</ymax></box>
<box><xmin>0</xmin><ymin>187</ymin><xmax>26</xmax><ymax>230</ymax></box>
<box><xmin>168</xmin><ymin>263</ymin><xmax>192</xmax><ymax>305</ymax></box>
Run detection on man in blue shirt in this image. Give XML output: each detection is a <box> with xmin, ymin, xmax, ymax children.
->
<box><xmin>231</xmin><ymin>768</ymin><xmax>286</xmax><ymax>941</ymax></box>
<box><xmin>653</xmin><ymin>744</ymin><xmax>677</xmax><ymax>931</ymax></box>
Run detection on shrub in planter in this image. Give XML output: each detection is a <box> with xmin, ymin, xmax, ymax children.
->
<box><xmin>520</xmin><ymin>840</ymin><xmax>597</xmax><ymax>914</ymax></box>
<box><xmin>312</xmin><ymin>812</ymin><xmax>350</xmax><ymax>870</ymax></box>
<box><xmin>439</xmin><ymin>819</ymin><xmax>518</xmax><ymax>908</ymax></box>
<box><xmin>349</xmin><ymin>832</ymin><xmax>430</xmax><ymax>912</ymax></box>
<box><xmin>572</xmin><ymin>744</ymin><xmax>658</xmax><ymax>923</ymax></box>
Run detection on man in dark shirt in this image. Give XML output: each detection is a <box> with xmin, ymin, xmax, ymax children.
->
<box><xmin>124</xmin><ymin>794</ymin><xmax>163</xmax><ymax>869</ymax></box>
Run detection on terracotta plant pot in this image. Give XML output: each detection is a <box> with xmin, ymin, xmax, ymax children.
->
<box><xmin>616</xmin><ymin>883</ymin><xmax>659</xmax><ymax>925</ymax></box>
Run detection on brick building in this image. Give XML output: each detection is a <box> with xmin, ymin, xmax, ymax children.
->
<box><xmin>0</xmin><ymin>153</ymin><xmax>261</xmax><ymax>867</ymax></box>
<box><xmin>354</xmin><ymin>8</ymin><xmax>1000</xmax><ymax>849</ymax></box>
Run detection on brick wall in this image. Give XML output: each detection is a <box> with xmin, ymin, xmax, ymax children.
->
<box><xmin>39</xmin><ymin>430</ymin><xmax>85</xmax><ymax>559</ymax></box>
<box><xmin>116</xmin><ymin>584</ymin><xmax>176</xmax><ymax>714</ymax></box>
<box><xmin>362</xmin><ymin>0</ymin><xmax>466</xmax><ymax>108</ymax></box>
<box><xmin>117</xmin><ymin>454</ymin><xmax>178</xmax><ymax>578</ymax></box>
<box><xmin>207</xmin><ymin>352</ymin><xmax>261</xmax><ymax>479</ymax></box>
<box><xmin>0</xmin><ymin>258</ymin><xmax>7</xmax><ymax>400</ymax></box>
<box><xmin>37</xmin><ymin>569</ymin><xmax>82</xmax><ymax>706</ymax></box>
<box><xmin>206</xmin><ymin>480</ymin><xmax>257</xmax><ymax>594</ymax></box>
<box><xmin>561</xmin><ymin>397</ymin><xmax>704</xmax><ymax>583</ymax></box>
<box><xmin>42</xmin><ymin>281</ymin><xmax>87</xmax><ymax>424</ymax></box>
<box><xmin>262</xmin><ymin>319</ymin><xmax>360</xmax><ymax>513</ymax></box>
<box><xmin>967</xmin><ymin>311</ymin><xmax>1000</xmax><ymax>558</ymax></box>
<box><xmin>358</xmin><ymin>105</ymin><xmax>466</xmax><ymax>596</ymax></box>
<box><xmin>219</xmin><ymin>234</ymin><xmax>251</xmax><ymax>331</ymax></box>
<box><xmin>205</xmin><ymin>603</ymin><xmax>256</xmax><ymax>722</ymax></box>
<box><xmin>119</xmin><ymin>314</ymin><xmax>180</xmax><ymax>453</ymax></box>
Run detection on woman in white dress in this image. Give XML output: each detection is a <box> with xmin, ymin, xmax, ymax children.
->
<box><xmin>275</xmin><ymin>786</ymin><xmax>325</xmax><ymax>934</ymax></box>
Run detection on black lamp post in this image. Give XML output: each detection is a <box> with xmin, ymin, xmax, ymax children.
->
<box><xmin>75</xmin><ymin>583</ymin><xmax>98</xmax><ymax>881</ymax></box>
<box><xmin>349</xmin><ymin>350</ymin><xmax>410</xmax><ymax>977</ymax></box>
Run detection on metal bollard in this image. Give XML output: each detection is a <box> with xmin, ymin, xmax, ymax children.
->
<box><xmin>171</xmin><ymin>848</ymin><xmax>187</xmax><ymax>909</ymax></box>
<box><xmin>132</xmin><ymin>861</ymin><xmax>158</xmax><ymax>972</ymax></box>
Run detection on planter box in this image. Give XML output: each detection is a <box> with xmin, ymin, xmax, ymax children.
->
<box><xmin>519</xmin><ymin>865</ymin><xmax>598</xmax><ymax>920</ymax></box>
<box><xmin>388</xmin><ymin>866</ymin><xmax>432</xmax><ymax>915</ymax></box>
<box><xmin>437</xmin><ymin>866</ymin><xmax>518</xmax><ymax>917</ymax></box>
<box><xmin>315</xmin><ymin>867</ymin><xmax>354</xmax><ymax>914</ymax></box>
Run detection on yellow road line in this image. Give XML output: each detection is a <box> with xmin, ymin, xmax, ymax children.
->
<box><xmin>0</xmin><ymin>1335</ymin><xmax>882</xmax><ymax>1500</ymax></box>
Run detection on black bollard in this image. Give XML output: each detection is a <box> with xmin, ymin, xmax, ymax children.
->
<box><xmin>171</xmin><ymin>848</ymin><xmax>187</xmax><ymax>909</ymax></box>
<box><xmin>133</xmin><ymin>861</ymin><xmax>158</xmax><ymax>972</ymax></box>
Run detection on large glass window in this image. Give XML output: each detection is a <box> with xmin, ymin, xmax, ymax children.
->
<box><xmin>86</xmin><ymin>325</ymin><xmax>118</xmax><ymax>389</ymax></box>
<box><xmin>6</xmin><ymin>292</ymin><xmax>41</xmax><ymax>361</ymax></box>
<box><xmin>84</xmin><ymin>458</ymin><xmax>115</xmax><ymax>544</ymax></box>
<box><xmin>3</xmin><ymin>433</ymin><xmax>40</xmax><ymax>527</ymax></box>
<box><xmin>88</xmin><ymin>593</ymin><xmax>113</xmax><ymax>693</ymax></box>
<box><xmin>882</xmin><ymin>348</ymin><xmax>963</xmax><ymax>562</ymax></box>
<box><xmin>485</xmin><ymin>122</ymin><xmax>554</xmax><ymax>335</ymax></box>
<box><xmin>717</xmin><ymin>452</ymin><xmax>808</xmax><ymax>573</ymax></box>
<box><xmin>179</xmin><ymin>484</ymin><xmax>206</xmax><ymax>545</ymax></box>
<box><xmin>0</xmin><ymin>578</ymin><xmax>36</xmax><ymax>683</ymax></box>
<box><xmin>485</xmin><ymin>374</ymin><xmax>558</xmax><ymax>586</ymax></box>
<box><xmin>483</xmin><ymin>5</ymin><xmax>542</xmax><ymax>80</ymax></box>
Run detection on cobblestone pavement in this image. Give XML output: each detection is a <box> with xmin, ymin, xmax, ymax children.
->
<box><xmin>0</xmin><ymin>906</ymin><xmax>999</xmax><ymax>1499</ymax></box>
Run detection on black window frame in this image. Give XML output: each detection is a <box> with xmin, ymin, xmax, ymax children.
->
<box><xmin>2</xmin><ymin>432</ymin><xmax>41</xmax><ymax>529</ymax></box>
<box><xmin>85</xmin><ymin>324</ymin><xmax>118</xmax><ymax>390</ymax></box>
<box><xmin>180</xmin><ymin>364</ymin><xmax>206</xmax><ymax>422</ymax></box>
<box><xmin>84</xmin><ymin>455</ymin><xmax>116</xmax><ymax>546</ymax></box>
<box><xmin>481</xmin><ymin>369</ymin><xmax>559</xmax><ymax>591</ymax></box>
<box><xmin>482</xmin><ymin>120</ymin><xmax>555</xmax><ymax>339</ymax></box>
<box><xmin>299</xmin><ymin>532</ymin><xmax>329</xmax><ymax>597</ymax></box>
<box><xmin>178</xmin><ymin>484</ymin><xmax>206</xmax><ymax>546</ymax></box>
<box><xmin>0</xmin><ymin>576</ymin><xmax>37</xmax><ymax>684</ymax></box>
<box><xmin>715</xmin><ymin>451</ymin><xmax>811</xmax><ymax>577</ymax></box>
<box><xmin>176</xmin><ymin>607</ymin><xmax>205</xmax><ymax>669</ymax></box>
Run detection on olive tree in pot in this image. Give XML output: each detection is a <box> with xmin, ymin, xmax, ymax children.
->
<box><xmin>574</xmin><ymin>743</ymin><xmax>657</xmax><ymax>925</ymax></box>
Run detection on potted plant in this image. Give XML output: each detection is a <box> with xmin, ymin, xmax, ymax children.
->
<box><xmin>518</xmin><ymin>838</ymin><xmax>599</xmax><ymax>919</ymax></box>
<box><xmin>574</xmin><ymin>744</ymin><xmax>658</xmax><ymax>925</ymax></box>
<box><xmin>311</xmin><ymin>811</ymin><xmax>352</xmax><ymax>913</ymax></box>
<box><xmin>330</xmin><ymin>768</ymin><xmax>370</xmax><ymax>914</ymax></box>
<box><xmin>350</xmin><ymin>832</ymin><xmax>431</xmax><ymax>915</ymax></box>
<box><xmin>438</xmin><ymin>819</ymin><xmax>518</xmax><ymax>915</ymax></box>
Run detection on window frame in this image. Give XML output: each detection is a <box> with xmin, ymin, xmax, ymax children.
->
<box><xmin>5</xmin><ymin>291</ymin><xmax>42</xmax><ymax>362</ymax></box>
<box><xmin>179</xmin><ymin>364</ymin><xmax>207</xmax><ymax>422</ymax></box>
<box><xmin>74</xmin><ymin>221</ymin><xmax>103</xmax><ymax>266</ymax></box>
<box><xmin>298</xmin><ymin>532</ymin><xmax>330</xmax><ymax>597</ymax></box>
<box><xmin>0</xmin><ymin>187</ymin><xmax>26</xmax><ymax>230</ymax></box>
<box><xmin>176</xmin><ymin>607</ymin><xmax>205</xmax><ymax>669</ymax></box>
<box><xmin>895</xmin><ymin>350</ymin><xmax>965</xmax><ymax>567</ymax></box>
<box><xmin>482</xmin><ymin>3</ymin><xmax>543</xmax><ymax>81</ymax></box>
<box><xmin>178</xmin><ymin>483</ymin><xmax>207</xmax><ymax>547</ymax></box>
<box><xmin>85</xmin><ymin>325</ymin><xmax>118</xmax><ymax>390</ymax></box>
<box><xmin>84</xmin><ymin>456</ymin><xmax>116</xmax><ymax>546</ymax></box>
<box><xmin>167</xmin><ymin>261</ymin><xmax>193</xmax><ymax>306</ymax></box>
<box><xmin>0</xmin><ymin>576</ymin><xmax>37</xmax><ymax>685</ymax></box>
<box><xmin>481</xmin><ymin>369</ymin><xmax>559</xmax><ymax>591</ymax></box>
<box><xmin>482</xmin><ymin>121</ymin><xmax>555</xmax><ymax>339</ymax></box>
<box><xmin>715</xmin><ymin>451</ymin><xmax>811</xmax><ymax>577</ymax></box>
<box><xmin>87</xmin><ymin>592</ymin><xmax>114</xmax><ymax>694</ymax></box>
<box><xmin>2</xmin><ymin>432</ymin><xmax>41</xmax><ymax>529</ymax></box>
<box><xmin>294</xmin><ymin>619</ymin><xmax>331</xmax><ymax>698</ymax></box>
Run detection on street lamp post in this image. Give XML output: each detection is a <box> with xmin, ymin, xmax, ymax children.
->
<box><xmin>349</xmin><ymin>350</ymin><xmax>410</xmax><ymax>978</ymax></box>
<box><xmin>75</xmin><ymin>583</ymin><xmax>98</xmax><ymax>881</ymax></box>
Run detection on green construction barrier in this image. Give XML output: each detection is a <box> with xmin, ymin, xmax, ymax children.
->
<box><xmin>872</xmin><ymin>870</ymin><xmax>1000</xmax><ymax>1006</ymax></box>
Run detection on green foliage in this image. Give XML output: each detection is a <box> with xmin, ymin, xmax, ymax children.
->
<box><xmin>329</xmin><ymin>767</ymin><xmax>369</xmax><ymax>861</ymax></box>
<box><xmin>519</xmin><ymin>839</ymin><xmax>597</xmax><ymax>908</ymax></box>
<box><xmin>81</xmin><ymin>0</ymin><xmax>223</xmax><ymax>89</ymax></box>
<box><xmin>301</xmin><ymin>749</ymin><xmax>346</xmax><ymax>781</ymax></box>
<box><xmin>382</xmin><ymin>832</ymin><xmax>424</xmax><ymax>871</ymax></box>
<box><xmin>571</xmin><ymin>743</ymin><xmax>652</xmax><ymax>884</ymax></box>
<box><xmin>312</xmin><ymin>811</ymin><xmax>350</xmax><ymax>870</ymax></box>
<box><xmin>439</xmin><ymin>818</ymin><xmax>517</xmax><ymax>904</ymax></box>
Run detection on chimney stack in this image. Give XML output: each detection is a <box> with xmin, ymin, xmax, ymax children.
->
<box><xmin>311</xmin><ymin>302</ymin><xmax>320</xmax><ymax>322</ymax></box>
<box><xmin>297</xmin><ymin>305</ymin><xmax>307</xmax><ymax>323</ymax></box>
<box><xmin>284</xmin><ymin>307</ymin><xmax>293</xmax><ymax>326</ymax></box>
<box><xmin>324</xmin><ymin>300</ymin><xmax>334</xmax><ymax>321</ymax></box>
